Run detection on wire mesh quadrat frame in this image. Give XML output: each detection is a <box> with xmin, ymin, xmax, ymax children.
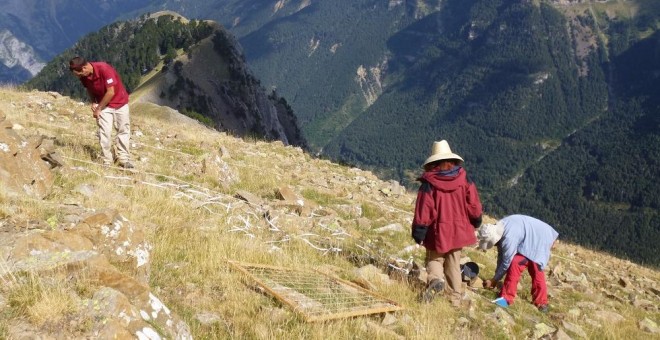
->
<box><xmin>229</xmin><ymin>261</ymin><xmax>404</xmax><ymax>322</ymax></box>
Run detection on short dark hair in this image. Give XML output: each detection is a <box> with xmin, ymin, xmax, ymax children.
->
<box><xmin>424</xmin><ymin>159</ymin><xmax>459</xmax><ymax>171</ymax></box>
<box><xmin>69</xmin><ymin>56</ymin><xmax>87</xmax><ymax>71</ymax></box>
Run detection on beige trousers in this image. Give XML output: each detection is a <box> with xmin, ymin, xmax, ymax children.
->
<box><xmin>426</xmin><ymin>248</ymin><xmax>463</xmax><ymax>300</ymax></box>
<box><xmin>97</xmin><ymin>104</ymin><xmax>130</xmax><ymax>164</ymax></box>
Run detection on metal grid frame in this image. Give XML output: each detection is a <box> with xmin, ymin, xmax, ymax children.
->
<box><xmin>229</xmin><ymin>261</ymin><xmax>403</xmax><ymax>322</ymax></box>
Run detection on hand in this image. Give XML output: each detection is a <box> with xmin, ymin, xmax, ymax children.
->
<box><xmin>483</xmin><ymin>279</ymin><xmax>497</xmax><ymax>289</ymax></box>
<box><xmin>412</xmin><ymin>226</ymin><xmax>428</xmax><ymax>245</ymax></box>
<box><xmin>91</xmin><ymin>104</ymin><xmax>100</xmax><ymax>119</ymax></box>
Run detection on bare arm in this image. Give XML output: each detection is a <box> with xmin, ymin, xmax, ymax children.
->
<box><xmin>92</xmin><ymin>86</ymin><xmax>115</xmax><ymax>119</ymax></box>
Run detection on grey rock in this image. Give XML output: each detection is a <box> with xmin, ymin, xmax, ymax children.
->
<box><xmin>639</xmin><ymin>318</ymin><xmax>659</xmax><ymax>334</ymax></box>
<box><xmin>374</xmin><ymin>223</ymin><xmax>404</xmax><ymax>233</ymax></box>
<box><xmin>618</xmin><ymin>276</ymin><xmax>632</xmax><ymax>288</ymax></box>
<box><xmin>490</xmin><ymin>308</ymin><xmax>515</xmax><ymax>327</ymax></box>
<box><xmin>553</xmin><ymin>328</ymin><xmax>573</xmax><ymax>340</ymax></box>
<box><xmin>533</xmin><ymin>323</ymin><xmax>556</xmax><ymax>339</ymax></box>
<box><xmin>592</xmin><ymin>310</ymin><xmax>625</xmax><ymax>323</ymax></box>
<box><xmin>195</xmin><ymin>312</ymin><xmax>222</xmax><ymax>325</ymax></box>
<box><xmin>381</xmin><ymin>313</ymin><xmax>397</xmax><ymax>327</ymax></box>
<box><xmin>76</xmin><ymin>184</ymin><xmax>95</xmax><ymax>197</ymax></box>
<box><xmin>562</xmin><ymin>321</ymin><xmax>587</xmax><ymax>339</ymax></box>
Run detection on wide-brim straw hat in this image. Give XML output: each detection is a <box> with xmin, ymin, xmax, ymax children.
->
<box><xmin>422</xmin><ymin>140</ymin><xmax>464</xmax><ymax>167</ymax></box>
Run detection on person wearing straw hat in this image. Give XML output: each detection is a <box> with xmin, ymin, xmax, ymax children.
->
<box><xmin>477</xmin><ymin>215</ymin><xmax>559</xmax><ymax>313</ymax></box>
<box><xmin>412</xmin><ymin>140</ymin><xmax>483</xmax><ymax>305</ymax></box>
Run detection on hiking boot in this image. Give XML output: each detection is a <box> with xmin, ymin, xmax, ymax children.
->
<box><xmin>538</xmin><ymin>304</ymin><xmax>549</xmax><ymax>313</ymax></box>
<box><xmin>492</xmin><ymin>297</ymin><xmax>509</xmax><ymax>308</ymax></box>
<box><xmin>119</xmin><ymin>161</ymin><xmax>134</xmax><ymax>169</ymax></box>
<box><xmin>419</xmin><ymin>279</ymin><xmax>445</xmax><ymax>303</ymax></box>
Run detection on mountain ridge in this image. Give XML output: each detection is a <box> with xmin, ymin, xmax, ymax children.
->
<box><xmin>26</xmin><ymin>12</ymin><xmax>306</xmax><ymax>147</ymax></box>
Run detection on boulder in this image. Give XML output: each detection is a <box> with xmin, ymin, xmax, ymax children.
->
<box><xmin>0</xmin><ymin>111</ymin><xmax>54</xmax><ymax>198</ymax></box>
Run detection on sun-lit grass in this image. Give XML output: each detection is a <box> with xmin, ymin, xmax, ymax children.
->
<box><xmin>27</xmin><ymin>286</ymin><xmax>78</xmax><ymax>327</ymax></box>
<box><xmin>229</xmin><ymin>164</ymin><xmax>282</xmax><ymax>198</ymax></box>
<box><xmin>301</xmin><ymin>188</ymin><xmax>350</xmax><ymax>206</ymax></box>
<box><xmin>7</xmin><ymin>274</ymin><xmax>77</xmax><ymax>329</ymax></box>
<box><xmin>361</xmin><ymin>202</ymin><xmax>384</xmax><ymax>220</ymax></box>
<box><xmin>1</xmin><ymin>86</ymin><xmax>659</xmax><ymax>338</ymax></box>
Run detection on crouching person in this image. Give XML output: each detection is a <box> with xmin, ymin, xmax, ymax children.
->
<box><xmin>412</xmin><ymin>140</ymin><xmax>483</xmax><ymax>306</ymax></box>
<box><xmin>478</xmin><ymin>215</ymin><xmax>559</xmax><ymax>312</ymax></box>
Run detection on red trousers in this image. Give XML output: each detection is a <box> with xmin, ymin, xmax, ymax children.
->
<box><xmin>500</xmin><ymin>254</ymin><xmax>548</xmax><ymax>306</ymax></box>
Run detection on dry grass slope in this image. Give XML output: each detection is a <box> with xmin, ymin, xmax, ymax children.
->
<box><xmin>0</xmin><ymin>87</ymin><xmax>658</xmax><ymax>339</ymax></box>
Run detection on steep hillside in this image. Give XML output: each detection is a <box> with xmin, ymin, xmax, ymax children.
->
<box><xmin>25</xmin><ymin>12</ymin><xmax>306</xmax><ymax>146</ymax></box>
<box><xmin>1</xmin><ymin>1</ymin><xmax>658</xmax><ymax>265</ymax></box>
<box><xmin>1</xmin><ymin>87</ymin><xmax>659</xmax><ymax>338</ymax></box>
<box><xmin>493</xmin><ymin>29</ymin><xmax>660</xmax><ymax>265</ymax></box>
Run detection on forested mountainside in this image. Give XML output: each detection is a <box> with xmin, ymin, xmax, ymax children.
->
<box><xmin>321</xmin><ymin>1</ymin><xmax>660</xmax><ymax>265</ymax></box>
<box><xmin>25</xmin><ymin>13</ymin><xmax>306</xmax><ymax>146</ymax></box>
<box><xmin>165</xmin><ymin>0</ymin><xmax>434</xmax><ymax>148</ymax></box>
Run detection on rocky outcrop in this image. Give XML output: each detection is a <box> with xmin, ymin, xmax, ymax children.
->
<box><xmin>0</xmin><ymin>30</ymin><xmax>45</xmax><ymax>78</ymax></box>
<box><xmin>1</xmin><ymin>209</ymin><xmax>191</xmax><ymax>339</ymax></box>
<box><xmin>355</xmin><ymin>59</ymin><xmax>387</xmax><ymax>107</ymax></box>
<box><xmin>0</xmin><ymin>110</ymin><xmax>53</xmax><ymax>198</ymax></box>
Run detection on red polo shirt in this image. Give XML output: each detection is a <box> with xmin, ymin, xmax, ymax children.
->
<box><xmin>79</xmin><ymin>62</ymin><xmax>129</xmax><ymax>108</ymax></box>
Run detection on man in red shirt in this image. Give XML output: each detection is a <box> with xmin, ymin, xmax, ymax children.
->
<box><xmin>69</xmin><ymin>56</ymin><xmax>133</xmax><ymax>168</ymax></box>
<box><xmin>412</xmin><ymin>140</ymin><xmax>483</xmax><ymax>305</ymax></box>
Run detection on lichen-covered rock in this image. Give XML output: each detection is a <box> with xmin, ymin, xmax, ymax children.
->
<box><xmin>74</xmin><ymin>210</ymin><xmax>152</xmax><ymax>283</ymax></box>
<box><xmin>3</xmin><ymin>212</ymin><xmax>190</xmax><ymax>340</ymax></box>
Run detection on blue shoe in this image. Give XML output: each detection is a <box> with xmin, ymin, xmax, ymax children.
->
<box><xmin>492</xmin><ymin>297</ymin><xmax>509</xmax><ymax>308</ymax></box>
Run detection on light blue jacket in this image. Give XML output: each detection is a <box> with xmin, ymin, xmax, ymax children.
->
<box><xmin>493</xmin><ymin>215</ymin><xmax>559</xmax><ymax>281</ymax></box>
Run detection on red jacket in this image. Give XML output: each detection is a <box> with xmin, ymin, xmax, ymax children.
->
<box><xmin>412</xmin><ymin>167</ymin><xmax>482</xmax><ymax>253</ymax></box>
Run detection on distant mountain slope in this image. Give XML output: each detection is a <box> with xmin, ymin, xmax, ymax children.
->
<box><xmin>321</xmin><ymin>0</ymin><xmax>659</xmax><ymax>265</ymax></box>
<box><xmin>326</xmin><ymin>0</ymin><xmax>603</xmax><ymax>181</ymax></box>
<box><xmin>0</xmin><ymin>0</ymin><xmax>152</xmax><ymax>83</ymax></box>
<box><xmin>137</xmin><ymin>0</ymin><xmax>439</xmax><ymax>148</ymax></box>
<box><xmin>494</xmin><ymin>30</ymin><xmax>660</xmax><ymax>264</ymax></box>
<box><xmin>25</xmin><ymin>12</ymin><xmax>306</xmax><ymax>146</ymax></box>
